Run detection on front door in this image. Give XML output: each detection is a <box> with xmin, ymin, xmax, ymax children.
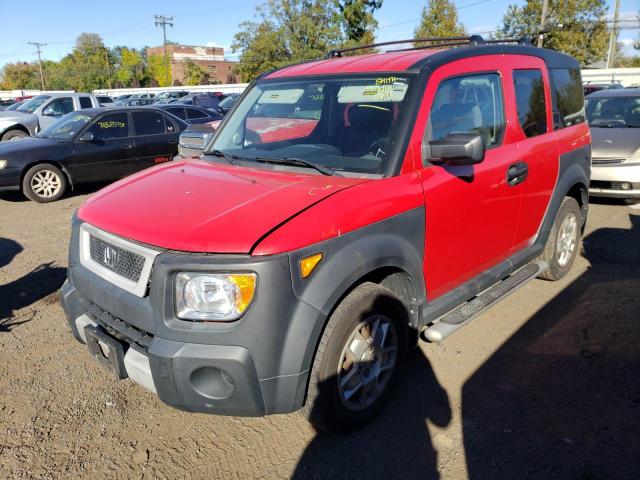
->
<box><xmin>130</xmin><ymin>111</ymin><xmax>178</xmax><ymax>174</ymax></box>
<box><xmin>70</xmin><ymin>112</ymin><xmax>136</xmax><ymax>182</ymax></box>
<box><xmin>413</xmin><ymin>56</ymin><xmax>524</xmax><ymax>300</ymax></box>
<box><xmin>40</xmin><ymin>97</ymin><xmax>74</xmax><ymax>129</ymax></box>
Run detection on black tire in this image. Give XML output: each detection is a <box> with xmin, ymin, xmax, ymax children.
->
<box><xmin>2</xmin><ymin>129</ymin><xmax>29</xmax><ymax>141</ymax></box>
<box><xmin>537</xmin><ymin>196</ymin><xmax>582</xmax><ymax>281</ymax></box>
<box><xmin>22</xmin><ymin>163</ymin><xmax>67</xmax><ymax>203</ymax></box>
<box><xmin>302</xmin><ymin>282</ymin><xmax>408</xmax><ymax>433</ymax></box>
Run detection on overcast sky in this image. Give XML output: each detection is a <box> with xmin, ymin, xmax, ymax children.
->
<box><xmin>0</xmin><ymin>0</ymin><xmax>637</xmax><ymax>68</ymax></box>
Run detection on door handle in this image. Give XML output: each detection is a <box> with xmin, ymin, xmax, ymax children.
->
<box><xmin>120</xmin><ymin>144</ymin><xmax>134</xmax><ymax>150</ymax></box>
<box><xmin>507</xmin><ymin>161</ymin><xmax>528</xmax><ymax>186</ymax></box>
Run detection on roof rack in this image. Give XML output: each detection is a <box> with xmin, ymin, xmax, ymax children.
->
<box><xmin>326</xmin><ymin>35</ymin><xmax>532</xmax><ymax>58</ymax></box>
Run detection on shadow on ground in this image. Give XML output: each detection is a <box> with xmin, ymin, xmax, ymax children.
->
<box><xmin>0</xmin><ymin>237</ymin><xmax>66</xmax><ymax>332</ymax></box>
<box><xmin>462</xmin><ymin>214</ymin><xmax>640</xmax><ymax>479</ymax></box>
<box><xmin>0</xmin><ymin>181</ymin><xmax>110</xmax><ymax>203</ymax></box>
<box><xmin>294</xmin><ymin>347</ymin><xmax>451</xmax><ymax>480</ymax></box>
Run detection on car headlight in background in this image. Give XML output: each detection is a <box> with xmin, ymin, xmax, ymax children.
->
<box><xmin>175</xmin><ymin>272</ymin><xmax>257</xmax><ymax>321</ymax></box>
<box><xmin>0</xmin><ymin>160</ymin><xmax>7</xmax><ymax>169</ymax></box>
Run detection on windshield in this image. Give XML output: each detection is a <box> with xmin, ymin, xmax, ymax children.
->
<box><xmin>17</xmin><ymin>95</ymin><xmax>51</xmax><ymax>114</ymax></box>
<box><xmin>586</xmin><ymin>96</ymin><xmax>640</xmax><ymax>127</ymax></box>
<box><xmin>37</xmin><ymin>112</ymin><xmax>93</xmax><ymax>140</ymax></box>
<box><xmin>206</xmin><ymin>76</ymin><xmax>413</xmax><ymax>175</ymax></box>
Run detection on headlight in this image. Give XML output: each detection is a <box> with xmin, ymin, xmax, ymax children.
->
<box><xmin>0</xmin><ymin>160</ymin><xmax>7</xmax><ymax>169</ymax></box>
<box><xmin>175</xmin><ymin>272</ymin><xmax>257</xmax><ymax>321</ymax></box>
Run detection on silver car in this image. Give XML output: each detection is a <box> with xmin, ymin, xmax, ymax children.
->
<box><xmin>586</xmin><ymin>88</ymin><xmax>640</xmax><ymax>198</ymax></box>
<box><xmin>0</xmin><ymin>93</ymin><xmax>100</xmax><ymax>141</ymax></box>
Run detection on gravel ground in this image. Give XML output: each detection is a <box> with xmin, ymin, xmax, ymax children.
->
<box><xmin>1</xmin><ymin>185</ymin><xmax>639</xmax><ymax>480</ymax></box>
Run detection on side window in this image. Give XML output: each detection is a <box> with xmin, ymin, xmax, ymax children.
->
<box><xmin>43</xmin><ymin>97</ymin><xmax>74</xmax><ymax>116</ymax></box>
<box><xmin>513</xmin><ymin>69</ymin><xmax>547</xmax><ymax>138</ymax></box>
<box><xmin>132</xmin><ymin>111</ymin><xmax>166</xmax><ymax>136</ymax></box>
<box><xmin>186</xmin><ymin>108</ymin><xmax>208</xmax><ymax>120</ymax></box>
<box><xmin>79</xmin><ymin>97</ymin><xmax>93</xmax><ymax>109</ymax></box>
<box><xmin>167</xmin><ymin>107</ymin><xmax>186</xmax><ymax>119</ymax></box>
<box><xmin>428</xmin><ymin>73</ymin><xmax>505</xmax><ymax>148</ymax></box>
<box><xmin>88</xmin><ymin>113</ymin><xmax>129</xmax><ymax>140</ymax></box>
<box><xmin>550</xmin><ymin>68</ymin><xmax>585</xmax><ymax>129</ymax></box>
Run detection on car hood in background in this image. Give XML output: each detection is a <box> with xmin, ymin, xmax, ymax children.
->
<box><xmin>590</xmin><ymin>128</ymin><xmax>640</xmax><ymax>160</ymax></box>
<box><xmin>78</xmin><ymin>159</ymin><xmax>366</xmax><ymax>253</ymax></box>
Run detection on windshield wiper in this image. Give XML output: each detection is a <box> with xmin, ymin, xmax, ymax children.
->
<box><xmin>205</xmin><ymin>149</ymin><xmax>239</xmax><ymax>165</ymax></box>
<box><xmin>254</xmin><ymin>157</ymin><xmax>340</xmax><ymax>176</ymax></box>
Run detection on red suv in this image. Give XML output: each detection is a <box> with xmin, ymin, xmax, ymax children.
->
<box><xmin>61</xmin><ymin>36</ymin><xmax>591</xmax><ymax>432</ymax></box>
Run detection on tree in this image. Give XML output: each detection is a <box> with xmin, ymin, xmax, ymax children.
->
<box><xmin>183</xmin><ymin>59</ymin><xmax>210</xmax><ymax>85</ymax></box>
<box><xmin>336</xmin><ymin>0</ymin><xmax>383</xmax><ymax>45</ymax></box>
<box><xmin>0</xmin><ymin>62</ymin><xmax>41</xmax><ymax>90</ymax></box>
<box><xmin>57</xmin><ymin>33</ymin><xmax>112</xmax><ymax>91</ymax></box>
<box><xmin>147</xmin><ymin>54</ymin><xmax>172</xmax><ymax>87</ymax></box>
<box><xmin>495</xmin><ymin>0</ymin><xmax>608</xmax><ymax>66</ymax></box>
<box><xmin>414</xmin><ymin>0</ymin><xmax>466</xmax><ymax>40</ymax></box>
<box><xmin>114</xmin><ymin>47</ymin><xmax>146</xmax><ymax>87</ymax></box>
<box><xmin>232</xmin><ymin>0</ymin><xmax>344</xmax><ymax>82</ymax></box>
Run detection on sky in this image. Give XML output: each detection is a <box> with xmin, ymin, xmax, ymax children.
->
<box><xmin>0</xmin><ymin>0</ymin><xmax>638</xmax><ymax>68</ymax></box>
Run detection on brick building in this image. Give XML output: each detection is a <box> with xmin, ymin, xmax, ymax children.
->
<box><xmin>146</xmin><ymin>44</ymin><xmax>240</xmax><ymax>85</ymax></box>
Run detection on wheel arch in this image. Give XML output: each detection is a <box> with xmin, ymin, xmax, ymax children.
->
<box><xmin>20</xmin><ymin>161</ymin><xmax>74</xmax><ymax>192</ymax></box>
<box><xmin>1</xmin><ymin>124</ymin><xmax>30</xmax><ymax>139</ymax></box>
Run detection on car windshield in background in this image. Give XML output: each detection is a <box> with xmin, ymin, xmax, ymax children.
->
<box><xmin>586</xmin><ymin>96</ymin><xmax>640</xmax><ymax>128</ymax></box>
<box><xmin>16</xmin><ymin>95</ymin><xmax>51</xmax><ymax>114</ymax></box>
<box><xmin>37</xmin><ymin>112</ymin><xmax>93</xmax><ymax>140</ymax></box>
<box><xmin>207</xmin><ymin>76</ymin><xmax>413</xmax><ymax>175</ymax></box>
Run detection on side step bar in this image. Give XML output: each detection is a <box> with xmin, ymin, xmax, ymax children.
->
<box><xmin>422</xmin><ymin>261</ymin><xmax>547</xmax><ymax>343</ymax></box>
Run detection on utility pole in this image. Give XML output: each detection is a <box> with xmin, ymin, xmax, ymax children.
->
<box><xmin>104</xmin><ymin>49</ymin><xmax>112</xmax><ymax>89</ymax></box>
<box><xmin>536</xmin><ymin>0</ymin><xmax>549</xmax><ymax>48</ymax></box>
<box><xmin>28</xmin><ymin>41</ymin><xmax>47</xmax><ymax>90</ymax></box>
<box><xmin>155</xmin><ymin>15</ymin><xmax>173</xmax><ymax>86</ymax></box>
<box><xmin>606</xmin><ymin>0</ymin><xmax>620</xmax><ymax>69</ymax></box>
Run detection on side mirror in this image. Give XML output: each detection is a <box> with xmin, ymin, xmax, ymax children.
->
<box><xmin>79</xmin><ymin>132</ymin><xmax>94</xmax><ymax>142</ymax></box>
<box><xmin>424</xmin><ymin>133</ymin><xmax>485</xmax><ymax>166</ymax></box>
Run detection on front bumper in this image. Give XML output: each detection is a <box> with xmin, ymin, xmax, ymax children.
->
<box><xmin>61</xmin><ymin>218</ymin><xmax>326</xmax><ymax>416</ymax></box>
<box><xmin>0</xmin><ymin>167</ymin><xmax>21</xmax><ymax>192</ymax></box>
<box><xmin>589</xmin><ymin>162</ymin><xmax>640</xmax><ymax>198</ymax></box>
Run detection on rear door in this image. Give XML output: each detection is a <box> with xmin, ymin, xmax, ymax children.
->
<box><xmin>131</xmin><ymin>110</ymin><xmax>179</xmax><ymax>172</ymax></box>
<box><xmin>412</xmin><ymin>55</ymin><xmax>524</xmax><ymax>299</ymax></box>
<box><xmin>70</xmin><ymin>112</ymin><xmax>136</xmax><ymax>182</ymax></box>
<box><xmin>165</xmin><ymin>106</ymin><xmax>187</xmax><ymax>121</ymax></box>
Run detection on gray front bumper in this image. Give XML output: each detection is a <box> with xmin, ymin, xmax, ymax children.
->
<box><xmin>590</xmin><ymin>163</ymin><xmax>640</xmax><ymax>198</ymax></box>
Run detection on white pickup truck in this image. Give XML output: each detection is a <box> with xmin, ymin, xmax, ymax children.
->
<box><xmin>0</xmin><ymin>93</ymin><xmax>101</xmax><ymax>141</ymax></box>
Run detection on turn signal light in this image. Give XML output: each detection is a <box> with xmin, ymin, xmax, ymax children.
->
<box><xmin>300</xmin><ymin>253</ymin><xmax>323</xmax><ymax>278</ymax></box>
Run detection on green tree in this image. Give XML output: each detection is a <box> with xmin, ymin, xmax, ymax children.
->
<box><xmin>57</xmin><ymin>33</ymin><xmax>111</xmax><ymax>91</ymax></box>
<box><xmin>414</xmin><ymin>0</ymin><xmax>466</xmax><ymax>40</ymax></box>
<box><xmin>232</xmin><ymin>0</ymin><xmax>343</xmax><ymax>82</ymax></box>
<box><xmin>114</xmin><ymin>47</ymin><xmax>146</xmax><ymax>87</ymax></box>
<box><xmin>495</xmin><ymin>0</ymin><xmax>608</xmax><ymax>66</ymax></box>
<box><xmin>183</xmin><ymin>59</ymin><xmax>210</xmax><ymax>85</ymax></box>
<box><xmin>336</xmin><ymin>0</ymin><xmax>383</xmax><ymax>45</ymax></box>
<box><xmin>147</xmin><ymin>54</ymin><xmax>172</xmax><ymax>87</ymax></box>
<box><xmin>0</xmin><ymin>62</ymin><xmax>41</xmax><ymax>90</ymax></box>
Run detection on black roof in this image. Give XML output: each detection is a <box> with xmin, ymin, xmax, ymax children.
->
<box><xmin>586</xmin><ymin>88</ymin><xmax>640</xmax><ymax>98</ymax></box>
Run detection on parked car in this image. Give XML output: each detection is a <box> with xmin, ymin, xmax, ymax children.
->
<box><xmin>114</xmin><ymin>94</ymin><xmax>133</xmax><ymax>102</ymax></box>
<box><xmin>96</xmin><ymin>95</ymin><xmax>114</xmax><ymax>107</ymax></box>
<box><xmin>115</xmin><ymin>97</ymin><xmax>154</xmax><ymax>107</ymax></box>
<box><xmin>0</xmin><ymin>107</ymin><xmax>187</xmax><ymax>202</ymax></box>
<box><xmin>177</xmin><ymin>120</ymin><xmax>221</xmax><ymax>158</ymax></box>
<box><xmin>153</xmin><ymin>90</ymin><xmax>190</xmax><ymax>104</ymax></box>
<box><xmin>583</xmin><ymin>82</ymin><xmax>624</xmax><ymax>96</ymax></box>
<box><xmin>176</xmin><ymin>92</ymin><xmax>222</xmax><ymax>110</ymax></box>
<box><xmin>60</xmin><ymin>36</ymin><xmax>590</xmax><ymax>433</ymax></box>
<box><xmin>154</xmin><ymin>104</ymin><xmax>223</xmax><ymax>124</ymax></box>
<box><xmin>0</xmin><ymin>99</ymin><xmax>15</xmax><ymax>110</ymax></box>
<box><xmin>217</xmin><ymin>93</ymin><xmax>241</xmax><ymax>115</ymax></box>
<box><xmin>0</xmin><ymin>93</ymin><xmax>101</xmax><ymax>141</ymax></box>
<box><xmin>586</xmin><ymin>88</ymin><xmax>640</xmax><ymax>199</ymax></box>
<box><xmin>2</xmin><ymin>99</ymin><xmax>27</xmax><ymax>112</ymax></box>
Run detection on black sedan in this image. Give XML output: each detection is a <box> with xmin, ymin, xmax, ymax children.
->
<box><xmin>153</xmin><ymin>104</ymin><xmax>223</xmax><ymax>124</ymax></box>
<box><xmin>0</xmin><ymin>107</ymin><xmax>187</xmax><ymax>203</ymax></box>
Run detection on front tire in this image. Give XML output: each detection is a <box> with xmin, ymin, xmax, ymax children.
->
<box><xmin>2</xmin><ymin>129</ymin><xmax>29</xmax><ymax>141</ymax></box>
<box><xmin>22</xmin><ymin>164</ymin><xmax>67</xmax><ymax>203</ymax></box>
<box><xmin>537</xmin><ymin>196</ymin><xmax>582</xmax><ymax>281</ymax></box>
<box><xmin>303</xmin><ymin>282</ymin><xmax>407</xmax><ymax>433</ymax></box>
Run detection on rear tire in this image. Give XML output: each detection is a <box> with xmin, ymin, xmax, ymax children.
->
<box><xmin>302</xmin><ymin>282</ymin><xmax>408</xmax><ymax>433</ymax></box>
<box><xmin>2</xmin><ymin>129</ymin><xmax>28</xmax><ymax>141</ymax></box>
<box><xmin>537</xmin><ymin>196</ymin><xmax>581</xmax><ymax>281</ymax></box>
<box><xmin>22</xmin><ymin>164</ymin><xmax>67</xmax><ymax>203</ymax></box>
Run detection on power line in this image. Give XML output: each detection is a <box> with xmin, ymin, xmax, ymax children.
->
<box><xmin>28</xmin><ymin>42</ymin><xmax>46</xmax><ymax>90</ymax></box>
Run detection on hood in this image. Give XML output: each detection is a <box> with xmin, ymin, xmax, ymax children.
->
<box><xmin>0</xmin><ymin>136</ymin><xmax>65</xmax><ymax>161</ymax></box>
<box><xmin>0</xmin><ymin>110</ymin><xmax>35</xmax><ymax>124</ymax></box>
<box><xmin>590</xmin><ymin>127</ymin><xmax>640</xmax><ymax>160</ymax></box>
<box><xmin>78</xmin><ymin>159</ymin><xmax>366</xmax><ymax>253</ymax></box>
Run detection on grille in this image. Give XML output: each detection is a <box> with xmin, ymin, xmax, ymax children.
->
<box><xmin>89</xmin><ymin>235</ymin><xmax>145</xmax><ymax>282</ymax></box>
<box><xmin>592</xmin><ymin>158</ymin><xmax>624</xmax><ymax>165</ymax></box>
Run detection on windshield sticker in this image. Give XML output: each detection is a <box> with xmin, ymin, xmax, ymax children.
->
<box><xmin>375</xmin><ymin>76</ymin><xmax>398</xmax><ymax>85</ymax></box>
<box><xmin>258</xmin><ymin>88</ymin><xmax>305</xmax><ymax>104</ymax></box>
<box><xmin>97</xmin><ymin>121</ymin><xmax>126</xmax><ymax>129</ymax></box>
<box><xmin>338</xmin><ymin>81</ymin><xmax>408</xmax><ymax>103</ymax></box>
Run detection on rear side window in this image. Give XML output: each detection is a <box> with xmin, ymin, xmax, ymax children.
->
<box><xmin>428</xmin><ymin>72</ymin><xmax>505</xmax><ymax>148</ymax></box>
<box><xmin>167</xmin><ymin>107</ymin><xmax>186</xmax><ymax>119</ymax></box>
<box><xmin>132</xmin><ymin>111</ymin><xmax>166</xmax><ymax>135</ymax></box>
<box><xmin>550</xmin><ymin>68</ymin><xmax>585</xmax><ymax>129</ymax></box>
<box><xmin>513</xmin><ymin>70</ymin><xmax>547</xmax><ymax>138</ymax></box>
<box><xmin>88</xmin><ymin>113</ymin><xmax>129</xmax><ymax>140</ymax></box>
<box><xmin>186</xmin><ymin>108</ymin><xmax>208</xmax><ymax>120</ymax></box>
<box><xmin>79</xmin><ymin>97</ymin><xmax>93</xmax><ymax>109</ymax></box>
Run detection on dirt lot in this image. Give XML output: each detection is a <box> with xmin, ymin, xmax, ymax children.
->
<box><xmin>1</xmin><ymin>185</ymin><xmax>639</xmax><ymax>480</ymax></box>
